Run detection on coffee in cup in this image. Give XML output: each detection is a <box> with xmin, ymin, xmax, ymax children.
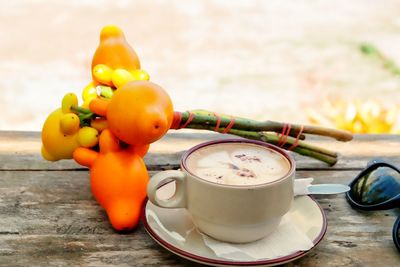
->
<box><xmin>147</xmin><ymin>139</ymin><xmax>295</xmax><ymax>243</ymax></box>
<box><xmin>186</xmin><ymin>142</ymin><xmax>291</xmax><ymax>186</ymax></box>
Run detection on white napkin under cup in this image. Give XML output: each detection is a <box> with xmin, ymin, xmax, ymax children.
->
<box><xmin>150</xmin><ymin>178</ymin><xmax>319</xmax><ymax>261</ymax></box>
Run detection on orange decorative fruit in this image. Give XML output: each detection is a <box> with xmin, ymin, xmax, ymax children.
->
<box><xmin>90</xmin><ymin>81</ymin><xmax>174</xmax><ymax>146</ymax></box>
<box><xmin>107</xmin><ymin>81</ymin><xmax>174</xmax><ymax>145</ymax></box>
<box><xmin>91</xmin><ymin>25</ymin><xmax>141</xmax><ymax>74</ymax></box>
<box><xmin>73</xmin><ymin>129</ymin><xmax>149</xmax><ymax>231</ymax></box>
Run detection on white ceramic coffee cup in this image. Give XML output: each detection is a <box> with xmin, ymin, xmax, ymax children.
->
<box><xmin>147</xmin><ymin>139</ymin><xmax>295</xmax><ymax>243</ymax></box>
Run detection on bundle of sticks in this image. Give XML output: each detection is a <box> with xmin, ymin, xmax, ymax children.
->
<box><xmin>171</xmin><ymin>110</ymin><xmax>353</xmax><ymax>165</ymax></box>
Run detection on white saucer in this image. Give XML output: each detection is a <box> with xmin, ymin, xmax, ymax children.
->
<box><xmin>142</xmin><ymin>182</ymin><xmax>327</xmax><ymax>266</ymax></box>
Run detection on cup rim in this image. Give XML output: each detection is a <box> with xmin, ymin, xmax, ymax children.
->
<box><xmin>181</xmin><ymin>138</ymin><xmax>296</xmax><ymax>189</ymax></box>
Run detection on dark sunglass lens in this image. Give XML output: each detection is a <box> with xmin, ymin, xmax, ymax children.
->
<box><xmin>393</xmin><ymin>217</ymin><xmax>400</xmax><ymax>252</ymax></box>
<box><xmin>350</xmin><ymin>166</ymin><xmax>400</xmax><ymax>205</ymax></box>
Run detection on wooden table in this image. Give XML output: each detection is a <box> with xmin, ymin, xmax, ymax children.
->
<box><xmin>0</xmin><ymin>131</ymin><xmax>399</xmax><ymax>266</ymax></box>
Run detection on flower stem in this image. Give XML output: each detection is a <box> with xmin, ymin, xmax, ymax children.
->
<box><xmin>71</xmin><ymin>105</ymin><xmax>92</xmax><ymax>114</ymax></box>
<box><xmin>186</xmin><ymin>124</ymin><xmax>338</xmax><ymax>165</ymax></box>
<box><xmin>70</xmin><ymin>105</ymin><xmax>95</xmax><ymax>126</ymax></box>
<box><xmin>177</xmin><ymin>110</ymin><xmax>353</xmax><ymax>142</ymax></box>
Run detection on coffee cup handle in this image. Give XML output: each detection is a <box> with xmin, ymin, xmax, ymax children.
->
<box><xmin>147</xmin><ymin>170</ymin><xmax>186</xmax><ymax>208</ymax></box>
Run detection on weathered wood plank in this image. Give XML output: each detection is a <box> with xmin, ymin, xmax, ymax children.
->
<box><xmin>0</xmin><ymin>170</ymin><xmax>398</xmax><ymax>266</ymax></box>
<box><xmin>0</xmin><ymin>233</ymin><xmax>204</xmax><ymax>267</ymax></box>
<box><xmin>1</xmin><ymin>131</ymin><xmax>400</xmax><ymax>171</ymax></box>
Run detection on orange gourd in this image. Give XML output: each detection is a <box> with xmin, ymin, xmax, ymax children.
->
<box><xmin>73</xmin><ymin>129</ymin><xmax>149</xmax><ymax>231</ymax></box>
<box><xmin>90</xmin><ymin>80</ymin><xmax>174</xmax><ymax>146</ymax></box>
<box><xmin>92</xmin><ymin>25</ymin><xmax>141</xmax><ymax>74</ymax></box>
<box><xmin>72</xmin><ymin>26</ymin><xmax>174</xmax><ymax>231</ymax></box>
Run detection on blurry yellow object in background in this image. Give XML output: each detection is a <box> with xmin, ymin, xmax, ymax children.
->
<box><xmin>307</xmin><ymin>99</ymin><xmax>400</xmax><ymax>134</ymax></box>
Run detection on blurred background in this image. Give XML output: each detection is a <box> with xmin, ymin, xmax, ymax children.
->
<box><xmin>1</xmin><ymin>0</ymin><xmax>400</xmax><ymax>133</ymax></box>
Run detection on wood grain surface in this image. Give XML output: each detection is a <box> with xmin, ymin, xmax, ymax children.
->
<box><xmin>0</xmin><ymin>131</ymin><xmax>399</xmax><ymax>266</ymax></box>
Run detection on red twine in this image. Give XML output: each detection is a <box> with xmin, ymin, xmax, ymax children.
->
<box><xmin>171</xmin><ymin>111</ymin><xmax>182</xmax><ymax>129</ymax></box>
<box><xmin>180</xmin><ymin>112</ymin><xmax>194</xmax><ymax>129</ymax></box>
<box><xmin>277</xmin><ymin>123</ymin><xmax>304</xmax><ymax>151</ymax></box>
<box><xmin>222</xmin><ymin>116</ymin><xmax>235</xmax><ymax>134</ymax></box>
<box><xmin>170</xmin><ymin>111</ymin><xmax>194</xmax><ymax>129</ymax></box>
<box><xmin>288</xmin><ymin>125</ymin><xmax>304</xmax><ymax>151</ymax></box>
<box><xmin>213</xmin><ymin>112</ymin><xmax>221</xmax><ymax>132</ymax></box>
<box><xmin>277</xmin><ymin>124</ymin><xmax>286</xmax><ymax>146</ymax></box>
<box><xmin>278</xmin><ymin>123</ymin><xmax>291</xmax><ymax>147</ymax></box>
<box><xmin>213</xmin><ymin>112</ymin><xmax>235</xmax><ymax>133</ymax></box>
<box><xmin>171</xmin><ymin>111</ymin><xmax>235</xmax><ymax>134</ymax></box>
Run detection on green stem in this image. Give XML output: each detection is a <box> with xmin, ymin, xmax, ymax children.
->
<box><xmin>71</xmin><ymin>105</ymin><xmax>92</xmax><ymax>114</ymax></box>
<box><xmin>258</xmin><ymin>132</ymin><xmax>337</xmax><ymax>166</ymax></box>
<box><xmin>78</xmin><ymin>113</ymin><xmax>95</xmax><ymax>120</ymax></box>
<box><xmin>186</xmin><ymin>124</ymin><xmax>338</xmax><ymax>165</ymax></box>
<box><xmin>179</xmin><ymin>110</ymin><xmax>353</xmax><ymax>142</ymax></box>
<box><xmin>70</xmin><ymin>105</ymin><xmax>95</xmax><ymax>126</ymax></box>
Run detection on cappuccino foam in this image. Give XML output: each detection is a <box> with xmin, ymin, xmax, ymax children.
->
<box><xmin>186</xmin><ymin>143</ymin><xmax>290</xmax><ymax>186</ymax></box>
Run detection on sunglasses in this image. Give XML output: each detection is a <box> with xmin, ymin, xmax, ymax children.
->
<box><xmin>346</xmin><ymin>159</ymin><xmax>400</xmax><ymax>252</ymax></box>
